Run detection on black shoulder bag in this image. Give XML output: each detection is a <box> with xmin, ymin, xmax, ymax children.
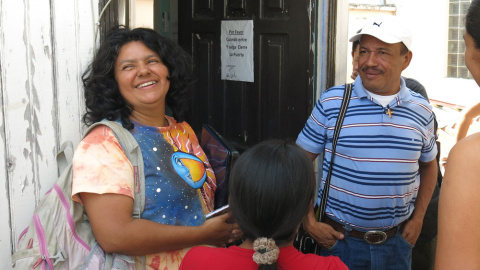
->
<box><xmin>294</xmin><ymin>83</ymin><xmax>353</xmax><ymax>255</ymax></box>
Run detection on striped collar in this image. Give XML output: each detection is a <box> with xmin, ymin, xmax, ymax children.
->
<box><xmin>353</xmin><ymin>76</ymin><xmax>413</xmax><ymax>106</ymax></box>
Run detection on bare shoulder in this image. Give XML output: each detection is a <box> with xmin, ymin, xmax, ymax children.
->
<box><xmin>437</xmin><ymin>133</ymin><xmax>480</xmax><ymax>269</ymax></box>
<box><xmin>449</xmin><ymin>132</ymin><xmax>480</xmax><ymax>160</ymax></box>
<box><xmin>443</xmin><ymin>132</ymin><xmax>480</xmax><ymax>187</ymax></box>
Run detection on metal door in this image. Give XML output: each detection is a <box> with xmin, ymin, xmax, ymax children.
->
<box><xmin>179</xmin><ymin>0</ymin><xmax>315</xmax><ymax>152</ymax></box>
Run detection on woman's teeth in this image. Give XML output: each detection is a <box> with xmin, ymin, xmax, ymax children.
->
<box><xmin>137</xmin><ymin>81</ymin><xmax>157</xmax><ymax>88</ymax></box>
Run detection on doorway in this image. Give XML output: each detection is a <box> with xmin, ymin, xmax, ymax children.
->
<box><xmin>177</xmin><ymin>1</ymin><xmax>316</xmax><ymax>152</ymax></box>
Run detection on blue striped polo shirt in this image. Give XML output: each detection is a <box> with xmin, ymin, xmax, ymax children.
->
<box><xmin>296</xmin><ymin>77</ymin><xmax>437</xmax><ymax>231</ymax></box>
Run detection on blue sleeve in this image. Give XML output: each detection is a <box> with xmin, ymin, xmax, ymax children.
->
<box><xmin>420</xmin><ymin>109</ymin><xmax>438</xmax><ymax>163</ymax></box>
<box><xmin>296</xmin><ymin>98</ymin><xmax>328</xmax><ymax>154</ymax></box>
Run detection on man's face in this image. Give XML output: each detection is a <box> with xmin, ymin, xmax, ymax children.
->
<box><xmin>358</xmin><ymin>35</ymin><xmax>412</xmax><ymax>96</ymax></box>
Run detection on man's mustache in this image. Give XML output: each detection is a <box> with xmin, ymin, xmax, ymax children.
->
<box><xmin>361</xmin><ymin>67</ymin><xmax>384</xmax><ymax>74</ymax></box>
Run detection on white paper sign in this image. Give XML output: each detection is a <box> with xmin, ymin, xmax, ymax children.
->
<box><xmin>221</xmin><ymin>20</ymin><xmax>254</xmax><ymax>82</ymax></box>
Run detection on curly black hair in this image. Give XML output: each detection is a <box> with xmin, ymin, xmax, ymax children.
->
<box><xmin>82</xmin><ymin>26</ymin><xmax>194</xmax><ymax>129</ymax></box>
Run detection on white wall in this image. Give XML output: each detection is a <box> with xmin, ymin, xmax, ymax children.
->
<box><xmin>395</xmin><ymin>0</ymin><xmax>480</xmax><ymax>107</ymax></box>
<box><xmin>0</xmin><ymin>0</ymin><xmax>98</xmax><ymax>268</ymax></box>
<box><xmin>316</xmin><ymin>0</ymin><xmax>351</xmax><ymax>98</ymax></box>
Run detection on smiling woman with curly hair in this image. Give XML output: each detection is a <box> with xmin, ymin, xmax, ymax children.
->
<box><xmin>82</xmin><ymin>27</ymin><xmax>193</xmax><ymax>130</ymax></box>
<box><xmin>72</xmin><ymin>26</ymin><xmax>241</xmax><ymax>270</ymax></box>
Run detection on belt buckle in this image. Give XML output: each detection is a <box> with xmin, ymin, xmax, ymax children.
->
<box><xmin>363</xmin><ymin>230</ymin><xmax>387</xmax><ymax>245</ymax></box>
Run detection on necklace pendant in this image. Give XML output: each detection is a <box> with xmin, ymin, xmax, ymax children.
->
<box><xmin>386</xmin><ymin>108</ymin><xmax>393</xmax><ymax>118</ymax></box>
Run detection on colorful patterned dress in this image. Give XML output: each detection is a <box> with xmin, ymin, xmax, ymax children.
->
<box><xmin>72</xmin><ymin>116</ymin><xmax>216</xmax><ymax>269</ymax></box>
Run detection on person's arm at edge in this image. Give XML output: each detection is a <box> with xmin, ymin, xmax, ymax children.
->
<box><xmin>435</xmin><ymin>133</ymin><xmax>480</xmax><ymax>269</ymax></box>
<box><xmin>455</xmin><ymin>102</ymin><xmax>480</xmax><ymax>142</ymax></box>
<box><xmin>81</xmin><ymin>192</ymin><xmax>238</xmax><ymax>255</ymax></box>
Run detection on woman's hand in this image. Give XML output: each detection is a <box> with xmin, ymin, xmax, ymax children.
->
<box><xmin>201</xmin><ymin>212</ymin><xmax>243</xmax><ymax>247</ymax></box>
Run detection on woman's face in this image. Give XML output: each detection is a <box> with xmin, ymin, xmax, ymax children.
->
<box><xmin>114</xmin><ymin>41</ymin><xmax>170</xmax><ymax>114</ymax></box>
<box><xmin>465</xmin><ymin>32</ymin><xmax>480</xmax><ymax>87</ymax></box>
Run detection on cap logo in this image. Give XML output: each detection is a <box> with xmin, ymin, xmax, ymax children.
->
<box><xmin>373</xmin><ymin>22</ymin><xmax>382</xmax><ymax>27</ymax></box>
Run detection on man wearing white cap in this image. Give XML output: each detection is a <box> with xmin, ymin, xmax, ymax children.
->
<box><xmin>296</xmin><ymin>16</ymin><xmax>438</xmax><ymax>269</ymax></box>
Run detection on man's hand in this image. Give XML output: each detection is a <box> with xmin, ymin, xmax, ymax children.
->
<box><xmin>351</xmin><ymin>65</ymin><xmax>359</xmax><ymax>80</ymax></box>
<box><xmin>401</xmin><ymin>217</ymin><xmax>423</xmax><ymax>246</ymax></box>
<box><xmin>402</xmin><ymin>159</ymin><xmax>437</xmax><ymax>246</ymax></box>
<box><xmin>303</xmin><ymin>207</ymin><xmax>344</xmax><ymax>249</ymax></box>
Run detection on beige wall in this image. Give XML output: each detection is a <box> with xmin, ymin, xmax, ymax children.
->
<box><xmin>133</xmin><ymin>0</ymin><xmax>154</xmax><ymax>28</ymax></box>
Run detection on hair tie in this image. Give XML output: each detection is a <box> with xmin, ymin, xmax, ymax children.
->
<box><xmin>252</xmin><ymin>237</ymin><xmax>280</xmax><ymax>265</ymax></box>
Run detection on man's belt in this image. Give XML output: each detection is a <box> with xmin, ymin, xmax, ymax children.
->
<box><xmin>324</xmin><ymin>217</ymin><xmax>407</xmax><ymax>245</ymax></box>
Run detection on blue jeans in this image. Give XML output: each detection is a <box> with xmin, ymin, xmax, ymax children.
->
<box><xmin>320</xmin><ymin>227</ymin><xmax>413</xmax><ymax>270</ymax></box>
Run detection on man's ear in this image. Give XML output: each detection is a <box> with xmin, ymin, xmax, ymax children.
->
<box><xmin>402</xmin><ymin>50</ymin><xmax>413</xmax><ymax>70</ymax></box>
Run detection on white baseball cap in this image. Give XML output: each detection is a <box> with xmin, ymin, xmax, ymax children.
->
<box><xmin>349</xmin><ymin>16</ymin><xmax>412</xmax><ymax>51</ymax></box>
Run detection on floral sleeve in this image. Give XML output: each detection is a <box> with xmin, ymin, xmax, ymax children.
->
<box><xmin>72</xmin><ymin>125</ymin><xmax>134</xmax><ymax>204</ymax></box>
